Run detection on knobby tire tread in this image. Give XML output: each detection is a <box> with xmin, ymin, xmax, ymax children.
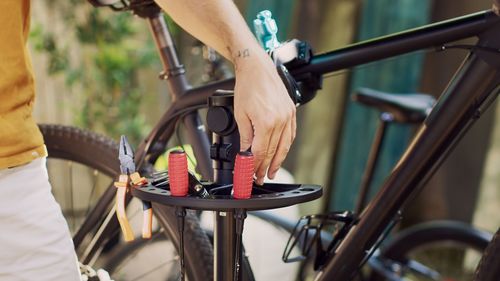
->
<box><xmin>473</xmin><ymin>227</ymin><xmax>500</xmax><ymax>281</ymax></box>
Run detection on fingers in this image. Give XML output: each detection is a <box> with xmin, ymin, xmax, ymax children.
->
<box><xmin>253</xmin><ymin>111</ymin><xmax>294</xmax><ymax>185</ymax></box>
<box><xmin>251</xmin><ymin>120</ymin><xmax>277</xmax><ymax>185</ymax></box>
<box><xmin>232</xmin><ymin>58</ymin><xmax>297</xmax><ymax>185</ymax></box>
<box><xmin>268</xmin><ymin>117</ymin><xmax>293</xmax><ymax>180</ymax></box>
<box><xmin>236</xmin><ymin>113</ymin><xmax>254</xmax><ymax>151</ymax></box>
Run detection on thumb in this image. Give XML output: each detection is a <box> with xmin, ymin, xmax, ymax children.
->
<box><xmin>236</xmin><ymin>114</ymin><xmax>254</xmax><ymax>151</ymax></box>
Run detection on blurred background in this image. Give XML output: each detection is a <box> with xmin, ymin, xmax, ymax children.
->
<box><xmin>30</xmin><ymin>0</ymin><xmax>498</xmax><ymax>238</ymax></box>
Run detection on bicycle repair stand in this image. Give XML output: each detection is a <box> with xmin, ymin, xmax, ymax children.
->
<box><xmin>132</xmin><ymin>90</ymin><xmax>322</xmax><ymax>281</ymax></box>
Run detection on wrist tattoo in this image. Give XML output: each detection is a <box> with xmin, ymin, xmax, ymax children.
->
<box><xmin>235</xmin><ymin>48</ymin><xmax>250</xmax><ymax>58</ymax></box>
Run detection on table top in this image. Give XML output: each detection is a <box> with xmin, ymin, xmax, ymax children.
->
<box><xmin>132</xmin><ymin>182</ymin><xmax>323</xmax><ymax>211</ymax></box>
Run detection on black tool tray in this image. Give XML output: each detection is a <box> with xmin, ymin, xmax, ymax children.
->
<box><xmin>131</xmin><ymin>182</ymin><xmax>322</xmax><ymax>211</ymax></box>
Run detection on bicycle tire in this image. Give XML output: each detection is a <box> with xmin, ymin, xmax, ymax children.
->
<box><xmin>369</xmin><ymin>220</ymin><xmax>491</xmax><ymax>281</ymax></box>
<box><xmin>473</xmin><ymin>227</ymin><xmax>500</xmax><ymax>281</ymax></box>
<box><xmin>104</xmin><ymin>224</ymin><xmax>256</xmax><ymax>281</ymax></box>
<box><xmin>40</xmin><ymin>124</ymin><xmax>215</xmax><ymax>281</ymax></box>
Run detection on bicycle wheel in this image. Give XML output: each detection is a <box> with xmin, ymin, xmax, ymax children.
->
<box><xmin>104</xmin><ymin>225</ymin><xmax>256</xmax><ymax>281</ymax></box>
<box><xmin>473</xmin><ymin>227</ymin><xmax>500</xmax><ymax>281</ymax></box>
<box><xmin>369</xmin><ymin>220</ymin><xmax>491</xmax><ymax>281</ymax></box>
<box><xmin>40</xmin><ymin>124</ymin><xmax>214</xmax><ymax>281</ymax></box>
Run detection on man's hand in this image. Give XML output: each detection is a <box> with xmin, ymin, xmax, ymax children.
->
<box><xmin>154</xmin><ymin>0</ymin><xmax>297</xmax><ymax>183</ymax></box>
<box><xmin>233</xmin><ymin>48</ymin><xmax>296</xmax><ymax>185</ymax></box>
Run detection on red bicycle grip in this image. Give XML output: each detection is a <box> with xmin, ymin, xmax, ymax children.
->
<box><xmin>233</xmin><ymin>151</ymin><xmax>254</xmax><ymax>199</ymax></box>
<box><xmin>168</xmin><ymin>150</ymin><xmax>188</xmax><ymax>197</ymax></box>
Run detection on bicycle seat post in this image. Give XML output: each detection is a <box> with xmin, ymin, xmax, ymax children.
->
<box><xmin>355</xmin><ymin>112</ymin><xmax>393</xmax><ymax>215</ymax></box>
<box><xmin>206</xmin><ymin>90</ymin><xmax>241</xmax><ymax>281</ymax></box>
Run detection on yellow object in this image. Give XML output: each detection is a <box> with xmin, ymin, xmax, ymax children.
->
<box><xmin>113</xmin><ymin>181</ymin><xmax>128</xmax><ymax>188</ymax></box>
<box><xmin>115</xmin><ymin>175</ymin><xmax>135</xmax><ymax>242</ymax></box>
<box><xmin>130</xmin><ymin>172</ymin><xmax>147</xmax><ymax>186</ymax></box>
<box><xmin>142</xmin><ymin>208</ymin><xmax>153</xmax><ymax>239</ymax></box>
<box><xmin>0</xmin><ymin>1</ymin><xmax>46</xmax><ymax>169</ymax></box>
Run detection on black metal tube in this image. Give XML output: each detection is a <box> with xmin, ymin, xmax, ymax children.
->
<box><xmin>147</xmin><ymin>15</ymin><xmax>189</xmax><ymax>98</ymax></box>
<box><xmin>214</xmin><ymin>211</ymin><xmax>236</xmax><ymax>281</ymax></box>
<box><xmin>355</xmin><ymin>115</ymin><xmax>391</xmax><ymax>215</ymax></box>
<box><xmin>292</xmin><ymin>10</ymin><xmax>500</xmax><ymax>77</ymax></box>
<box><xmin>208</xmin><ymin>93</ymin><xmax>240</xmax><ymax>280</ymax></box>
<box><xmin>318</xmin><ymin>52</ymin><xmax>500</xmax><ymax>280</ymax></box>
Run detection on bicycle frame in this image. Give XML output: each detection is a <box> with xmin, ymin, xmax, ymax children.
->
<box><xmin>76</xmin><ymin>7</ymin><xmax>500</xmax><ymax>280</ymax></box>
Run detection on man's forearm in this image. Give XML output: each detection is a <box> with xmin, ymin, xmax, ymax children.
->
<box><xmin>154</xmin><ymin>0</ymin><xmax>265</xmax><ymax>67</ymax></box>
<box><xmin>155</xmin><ymin>0</ymin><xmax>296</xmax><ymax>184</ymax></box>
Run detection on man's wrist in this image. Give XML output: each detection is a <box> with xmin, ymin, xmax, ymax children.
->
<box><xmin>234</xmin><ymin>48</ymin><xmax>251</xmax><ymax>59</ymax></box>
<box><xmin>232</xmin><ymin>45</ymin><xmax>274</xmax><ymax>72</ymax></box>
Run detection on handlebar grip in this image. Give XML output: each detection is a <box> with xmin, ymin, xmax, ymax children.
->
<box><xmin>168</xmin><ymin>150</ymin><xmax>189</xmax><ymax>197</ymax></box>
<box><xmin>233</xmin><ymin>151</ymin><xmax>254</xmax><ymax>199</ymax></box>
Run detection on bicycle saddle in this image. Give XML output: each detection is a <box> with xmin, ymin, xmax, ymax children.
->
<box><xmin>353</xmin><ymin>88</ymin><xmax>436</xmax><ymax>123</ymax></box>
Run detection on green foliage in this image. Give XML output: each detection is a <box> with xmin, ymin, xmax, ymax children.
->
<box><xmin>30</xmin><ymin>25</ymin><xmax>69</xmax><ymax>74</ymax></box>
<box><xmin>31</xmin><ymin>1</ymin><xmax>164</xmax><ymax>144</ymax></box>
<box><xmin>75</xmin><ymin>10</ymin><xmax>135</xmax><ymax>44</ymax></box>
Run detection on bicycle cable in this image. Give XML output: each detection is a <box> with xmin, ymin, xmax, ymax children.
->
<box><xmin>208</xmin><ymin>184</ymin><xmax>233</xmax><ymax>195</ymax></box>
<box><xmin>140</xmin><ymin>104</ymin><xmax>205</xmax><ymax>165</ymax></box>
<box><xmin>174</xmin><ymin>111</ymin><xmax>201</xmax><ymax>169</ymax></box>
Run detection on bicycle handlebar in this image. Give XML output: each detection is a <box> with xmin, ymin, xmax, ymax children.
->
<box><xmin>291</xmin><ymin>10</ymin><xmax>499</xmax><ymax>77</ymax></box>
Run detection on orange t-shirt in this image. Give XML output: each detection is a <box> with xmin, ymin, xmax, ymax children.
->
<box><xmin>0</xmin><ymin>0</ymin><xmax>46</xmax><ymax>169</ymax></box>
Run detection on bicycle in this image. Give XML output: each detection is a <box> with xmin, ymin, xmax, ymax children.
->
<box><xmin>39</xmin><ymin>1</ymin><xmax>500</xmax><ymax>280</ymax></box>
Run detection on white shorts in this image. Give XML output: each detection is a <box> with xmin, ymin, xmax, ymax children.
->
<box><xmin>0</xmin><ymin>157</ymin><xmax>81</xmax><ymax>281</ymax></box>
